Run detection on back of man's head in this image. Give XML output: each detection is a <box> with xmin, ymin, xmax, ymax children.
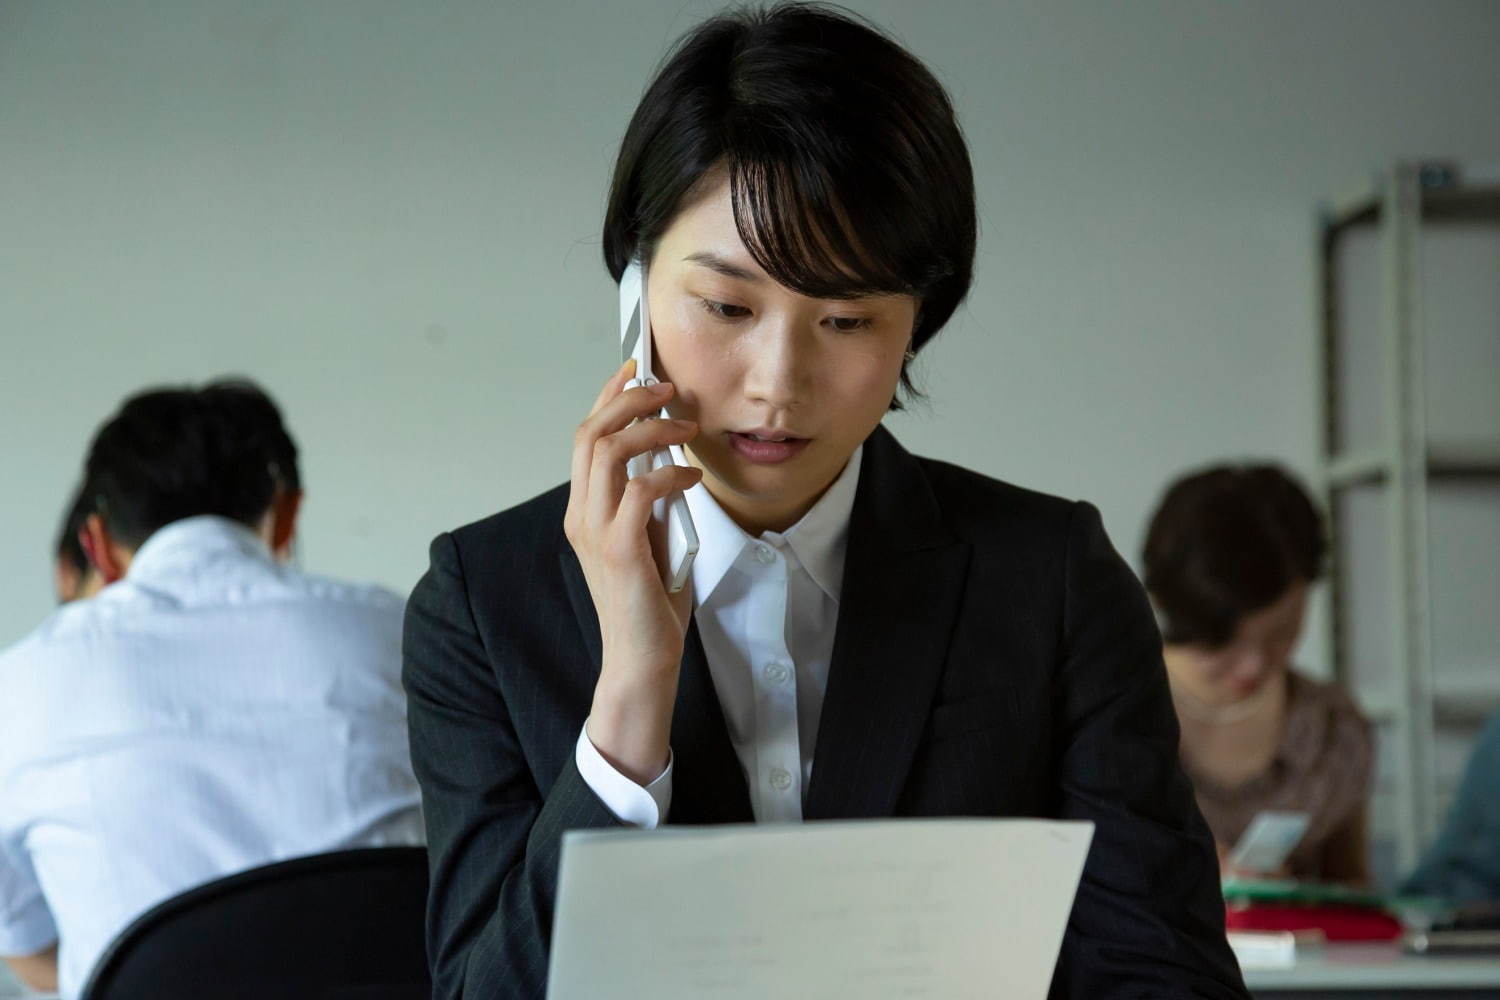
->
<box><xmin>83</xmin><ymin>379</ymin><xmax>301</xmax><ymax>551</ymax></box>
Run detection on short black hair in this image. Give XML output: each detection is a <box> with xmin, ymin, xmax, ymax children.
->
<box><xmin>602</xmin><ymin>2</ymin><xmax>976</xmax><ymax>406</ymax></box>
<box><xmin>203</xmin><ymin>377</ymin><xmax>302</xmax><ymax>493</ymax></box>
<box><xmin>83</xmin><ymin>378</ymin><xmax>301</xmax><ymax>550</ymax></box>
<box><xmin>55</xmin><ymin>484</ymin><xmax>92</xmax><ymax>574</ymax></box>
<box><xmin>1143</xmin><ymin>464</ymin><xmax>1326</xmax><ymax>648</ymax></box>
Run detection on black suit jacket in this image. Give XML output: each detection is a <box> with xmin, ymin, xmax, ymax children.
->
<box><xmin>402</xmin><ymin>425</ymin><xmax>1248</xmax><ymax>999</ymax></box>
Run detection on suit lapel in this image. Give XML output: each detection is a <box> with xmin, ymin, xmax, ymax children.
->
<box><xmin>803</xmin><ymin>426</ymin><xmax>972</xmax><ymax>820</ymax></box>
<box><xmin>559</xmin><ymin>548</ymin><xmax>753</xmax><ymax>824</ymax></box>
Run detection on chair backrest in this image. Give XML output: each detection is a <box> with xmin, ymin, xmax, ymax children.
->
<box><xmin>80</xmin><ymin>846</ymin><xmax>430</xmax><ymax>1000</ymax></box>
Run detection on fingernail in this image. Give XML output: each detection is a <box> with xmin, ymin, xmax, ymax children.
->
<box><xmin>672</xmin><ymin>419</ymin><xmax>695</xmax><ymax>429</ymax></box>
<box><xmin>648</xmin><ymin>382</ymin><xmax>672</xmax><ymax>396</ymax></box>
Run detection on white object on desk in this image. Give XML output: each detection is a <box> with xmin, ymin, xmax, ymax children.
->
<box><xmin>1230</xmin><ymin>930</ymin><xmax>1299</xmax><ymax>969</ymax></box>
<box><xmin>547</xmin><ymin>818</ymin><xmax>1094</xmax><ymax>1000</ymax></box>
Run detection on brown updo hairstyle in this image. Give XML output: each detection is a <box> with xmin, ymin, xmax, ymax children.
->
<box><xmin>1142</xmin><ymin>464</ymin><xmax>1326</xmax><ymax>648</ymax></box>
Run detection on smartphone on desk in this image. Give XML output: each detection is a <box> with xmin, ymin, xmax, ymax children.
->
<box><xmin>619</xmin><ymin>259</ymin><xmax>699</xmax><ymax>593</ymax></box>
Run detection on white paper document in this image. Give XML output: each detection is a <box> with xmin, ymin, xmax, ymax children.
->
<box><xmin>547</xmin><ymin>818</ymin><xmax>1094</xmax><ymax>1000</ymax></box>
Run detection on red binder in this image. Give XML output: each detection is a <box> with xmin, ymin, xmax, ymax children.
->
<box><xmin>1225</xmin><ymin>902</ymin><xmax>1405</xmax><ymax>942</ymax></box>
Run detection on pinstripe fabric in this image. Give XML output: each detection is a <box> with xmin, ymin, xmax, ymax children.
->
<box><xmin>402</xmin><ymin>426</ymin><xmax>1249</xmax><ymax>999</ymax></box>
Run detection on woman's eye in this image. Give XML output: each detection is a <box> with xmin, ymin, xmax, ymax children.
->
<box><xmin>827</xmin><ymin>316</ymin><xmax>872</xmax><ymax>333</ymax></box>
<box><xmin>700</xmin><ymin>299</ymin><xmax>751</xmax><ymax>321</ymax></box>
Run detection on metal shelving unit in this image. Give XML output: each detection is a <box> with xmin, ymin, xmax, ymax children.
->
<box><xmin>1316</xmin><ymin>161</ymin><xmax>1500</xmax><ymax>873</ymax></box>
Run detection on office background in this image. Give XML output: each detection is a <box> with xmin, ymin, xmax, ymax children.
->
<box><xmin>2</xmin><ymin>0</ymin><xmax>1497</xmax><ymax>883</ymax></box>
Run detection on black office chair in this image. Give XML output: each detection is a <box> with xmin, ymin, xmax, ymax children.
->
<box><xmin>80</xmin><ymin>846</ymin><xmax>431</xmax><ymax>1000</ymax></box>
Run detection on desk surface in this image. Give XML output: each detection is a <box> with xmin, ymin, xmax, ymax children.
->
<box><xmin>1244</xmin><ymin>943</ymin><xmax>1500</xmax><ymax>992</ymax></box>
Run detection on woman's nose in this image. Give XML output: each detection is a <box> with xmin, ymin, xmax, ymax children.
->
<box><xmin>743</xmin><ymin>321</ymin><xmax>810</xmax><ymax>409</ymax></box>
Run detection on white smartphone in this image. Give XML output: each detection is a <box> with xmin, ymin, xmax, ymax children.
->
<box><xmin>619</xmin><ymin>259</ymin><xmax>699</xmax><ymax>593</ymax></box>
<box><xmin>1227</xmin><ymin>811</ymin><xmax>1310</xmax><ymax>877</ymax></box>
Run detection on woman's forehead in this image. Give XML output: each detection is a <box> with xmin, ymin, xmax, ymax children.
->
<box><xmin>660</xmin><ymin>174</ymin><xmax>743</xmax><ymax>252</ymax></box>
<box><xmin>659</xmin><ymin>174</ymin><xmax>903</xmax><ymax>305</ymax></box>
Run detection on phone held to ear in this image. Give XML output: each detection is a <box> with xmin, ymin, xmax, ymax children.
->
<box><xmin>619</xmin><ymin>259</ymin><xmax>699</xmax><ymax>594</ymax></box>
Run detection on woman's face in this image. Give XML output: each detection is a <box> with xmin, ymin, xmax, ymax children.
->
<box><xmin>644</xmin><ymin>172</ymin><xmax>918</xmax><ymax>534</ymax></box>
<box><xmin>1168</xmin><ymin>582</ymin><xmax>1309</xmax><ymax>707</ymax></box>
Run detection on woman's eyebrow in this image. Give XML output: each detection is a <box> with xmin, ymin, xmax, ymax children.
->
<box><xmin>683</xmin><ymin>251</ymin><xmax>763</xmax><ymax>283</ymax></box>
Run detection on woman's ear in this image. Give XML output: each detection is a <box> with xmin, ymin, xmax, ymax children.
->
<box><xmin>80</xmin><ymin>513</ymin><xmax>129</xmax><ymax>585</ymax></box>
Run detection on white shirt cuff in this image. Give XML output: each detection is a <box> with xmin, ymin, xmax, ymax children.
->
<box><xmin>574</xmin><ymin>721</ymin><xmax>672</xmax><ymax>828</ymax></box>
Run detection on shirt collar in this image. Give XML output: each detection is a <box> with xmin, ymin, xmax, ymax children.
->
<box><xmin>683</xmin><ymin>445</ymin><xmax>863</xmax><ymax>606</ymax></box>
<box><xmin>125</xmin><ymin>515</ymin><xmax>272</xmax><ymax>584</ymax></box>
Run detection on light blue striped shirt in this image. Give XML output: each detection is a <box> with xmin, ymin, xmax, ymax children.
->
<box><xmin>0</xmin><ymin>516</ymin><xmax>422</xmax><ymax>997</ymax></box>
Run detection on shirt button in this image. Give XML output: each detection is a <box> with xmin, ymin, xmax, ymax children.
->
<box><xmin>769</xmin><ymin>767</ymin><xmax>793</xmax><ymax>792</ymax></box>
<box><xmin>764</xmin><ymin>661</ymin><xmax>792</xmax><ymax>686</ymax></box>
<box><xmin>753</xmin><ymin>542</ymin><xmax>776</xmax><ymax>565</ymax></box>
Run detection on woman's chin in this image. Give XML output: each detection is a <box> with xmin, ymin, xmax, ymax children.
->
<box><xmin>702</xmin><ymin>464</ymin><xmax>798</xmax><ymax>505</ymax></box>
<box><xmin>1221</xmin><ymin>678</ymin><xmax>1271</xmax><ymax>705</ymax></box>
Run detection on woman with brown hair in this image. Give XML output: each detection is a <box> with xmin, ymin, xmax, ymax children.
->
<box><xmin>1144</xmin><ymin>464</ymin><xmax>1373</xmax><ymax>884</ymax></box>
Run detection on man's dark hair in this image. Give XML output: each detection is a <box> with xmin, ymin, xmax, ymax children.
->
<box><xmin>82</xmin><ymin>378</ymin><xmax>301</xmax><ymax>550</ymax></box>
<box><xmin>1143</xmin><ymin>464</ymin><xmax>1326</xmax><ymax>649</ymax></box>
<box><xmin>56</xmin><ymin>485</ymin><xmax>92</xmax><ymax>574</ymax></box>
<box><xmin>602</xmin><ymin>2</ymin><xmax>976</xmax><ymax>407</ymax></box>
<box><xmin>204</xmin><ymin>377</ymin><xmax>302</xmax><ymax>493</ymax></box>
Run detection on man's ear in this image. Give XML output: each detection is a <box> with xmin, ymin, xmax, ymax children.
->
<box><xmin>80</xmin><ymin>513</ymin><xmax>128</xmax><ymax>585</ymax></box>
<box><xmin>269</xmin><ymin>489</ymin><xmax>304</xmax><ymax>562</ymax></box>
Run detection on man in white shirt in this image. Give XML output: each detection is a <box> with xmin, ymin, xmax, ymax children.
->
<box><xmin>0</xmin><ymin>380</ymin><xmax>422</xmax><ymax>998</ymax></box>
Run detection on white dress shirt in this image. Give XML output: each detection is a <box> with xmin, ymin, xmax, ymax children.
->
<box><xmin>0</xmin><ymin>516</ymin><xmax>423</xmax><ymax>998</ymax></box>
<box><xmin>576</xmin><ymin>446</ymin><xmax>863</xmax><ymax>826</ymax></box>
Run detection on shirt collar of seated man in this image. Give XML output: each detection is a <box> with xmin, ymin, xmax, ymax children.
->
<box><xmin>79</xmin><ymin>486</ymin><xmax>302</xmax><ymax>585</ymax></box>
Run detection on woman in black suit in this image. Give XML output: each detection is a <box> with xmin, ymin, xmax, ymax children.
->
<box><xmin>402</xmin><ymin>5</ymin><xmax>1247</xmax><ymax>998</ymax></box>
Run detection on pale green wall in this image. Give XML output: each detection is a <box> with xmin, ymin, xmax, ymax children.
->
<box><xmin>2</xmin><ymin>0</ymin><xmax>1497</xmax><ymax>662</ymax></box>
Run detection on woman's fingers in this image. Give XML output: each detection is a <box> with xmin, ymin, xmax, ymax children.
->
<box><xmin>569</xmin><ymin>378</ymin><xmax>676</xmax><ymax>518</ymax></box>
<box><xmin>611</xmin><ymin>463</ymin><xmax>705</xmax><ymax>557</ymax></box>
<box><xmin>586</xmin><ymin>417</ymin><xmax>698</xmax><ymax>530</ymax></box>
<box><xmin>565</xmin><ymin>363</ymin><xmax>699</xmax><ymax>606</ymax></box>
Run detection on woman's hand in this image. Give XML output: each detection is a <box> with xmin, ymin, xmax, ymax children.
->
<box><xmin>564</xmin><ymin>359</ymin><xmax>702</xmax><ymax>785</ymax></box>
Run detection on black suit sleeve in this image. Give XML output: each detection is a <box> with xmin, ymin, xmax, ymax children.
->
<box><xmin>1050</xmin><ymin>503</ymin><xmax>1247</xmax><ymax>999</ymax></box>
<box><xmin>403</xmin><ymin>532</ymin><xmax>623</xmax><ymax>1000</ymax></box>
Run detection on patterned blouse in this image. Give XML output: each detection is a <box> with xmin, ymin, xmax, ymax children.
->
<box><xmin>1183</xmin><ymin>670</ymin><xmax>1374</xmax><ymax>881</ymax></box>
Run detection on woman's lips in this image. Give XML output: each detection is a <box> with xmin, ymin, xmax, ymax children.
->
<box><xmin>726</xmin><ymin>431</ymin><xmax>810</xmax><ymax>464</ymax></box>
